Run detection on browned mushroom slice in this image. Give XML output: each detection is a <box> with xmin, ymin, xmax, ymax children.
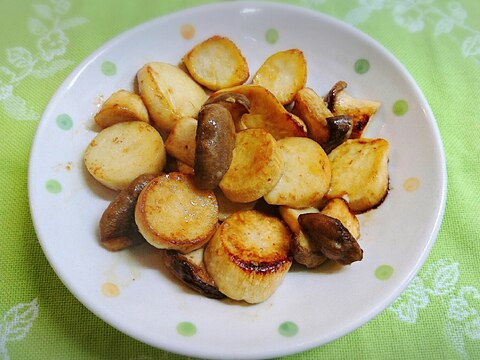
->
<box><xmin>99</xmin><ymin>173</ymin><xmax>155</xmax><ymax>251</ymax></box>
<box><xmin>298</xmin><ymin>213</ymin><xmax>363</xmax><ymax>265</ymax></box>
<box><xmin>204</xmin><ymin>92</ymin><xmax>250</xmax><ymax>129</ymax></box>
<box><xmin>163</xmin><ymin>248</ymin><xmax>225</xmax><ymax>299</ymax></box>
<box><xmin>325</xmin><ymin>80</ymin><xmax>348</xmax><ymax>111</ymax></box>
<box><xmin>292</xmin><ymin>231</ymin><xmax>327</xmax><ymax>268</ymax></box>
<box><xmin>323</xmin><ymin>115</ymin><xmax>353</xmax><ymax>154</ymax></box>
<box><xmin>194</xmin><ymin>103</ymin><xmax>236</xmax><ymax>190</ymax></box>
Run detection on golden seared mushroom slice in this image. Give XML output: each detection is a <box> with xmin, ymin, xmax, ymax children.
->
<box><xmin>264</xmin><ymin>137</ymin><xmax>331</xmax><ymax>208</ymax></box>
<box><xmin>135</xmin><ymin>172</ymin><xmax>218</xmax><ymax>254</ymax></box>
<box><xmin>298</xmin><ymin>213</ymin><xmax>363</xmax><ymax>265</ymax></box>
<box><xmin>165</xmin><ymin>117</ymin><xmax>197</xmax><ymax>168</ymax></box>
<box><xmin>137</xmin><ymin>62</ymin><xmax>208</xmax><ymax>132</ymax></box>
<box><xmin>326</xmin><ymin>138</ymin><xmax>390</xmax><ymax>213</ymax></box>
<box><xmin>94</xmin><ymin>90</ymin><xmax>149</xmax><ymax>129</ymax></box>
<box><xmin>194</xmin><ymin>104</ymin><xmax>236</xmax><ymax>190</ymax></box>
<box><xmin>204</xmin><ymin>92</ymin><xmax>250</xmax><ymax>131</ymax></box>
<box><xmin>219</xmin><ymin>128</ymin><xmax>283</xmax><ymax>203</ymax></box>
<box><xmin>211</xmin><ymin>85</ymin><xmax>307</xmax><ymax>139</ymax></box>
<box><xmin>183</xmin><ymin>35</ymin><xmax>249</xmax><ymax>91</ymax></box>
<box><xmin>162</xmin><ymin>248</ymin><xmax>225</xmax><ymax>299</ymax></box>
<box><xmin>279</xmin><ymin>206</ymin><xmax>326</xmax><ymax>268</ymax></box>
<box><xmin>204</xmin><ymin>210</ymin><xmax>293</xmax><ymax>304</ymax></box>
<box><xmin>214</xmin><ymin>188</ymin><xmax>256</xmax><ymax>222</ymax></box>
<box><xmin>291</xmin><ymin>87</ymin><xmax>332</xmax><ymax>146</ymax></box>
<box><xmin>252</xmin><ymin>49</ymin><xmax>307</xmax><ymax>105</ymax></box>
<box><xmin>99</xmin><ymin>174</ymin><xmax>156</xmax><ymax>251</ymax></box>
<box><xmin>84</xmin><ymin>121</ymin><xmax>166</xmax><ymax>190</ymax></box>
<box><xmin>325</xmin><ymin>81</ymin><xmax>380</xmax><ymax>139</ymax></box>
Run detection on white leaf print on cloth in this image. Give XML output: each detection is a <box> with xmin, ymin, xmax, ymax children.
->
<box><xmin>344</xmin><ymin>0</ymin><xmax>480</xmax><ymax>64</ymax></box>
<box><xmin>389</xmin><ymin>259</ymin><xmax>480</xmax><ymax>359</ymax></box>
<box><xmin>0</xmin><ymin>299</ymin><xmax>39</xmax><ymax>360</ymax></box>
<box><xmin>0</xmin><ymin>0</ymin><xmax>88</xmax><ymax>121</ymax></box>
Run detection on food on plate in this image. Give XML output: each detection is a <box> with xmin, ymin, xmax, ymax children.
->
<box><xmin>325</xmin><ymin>80</ymin><xmax>347</xmax><ymax>110</ymax></box>
<box><xmin>165</xmin><ymin>117</ymin><xmax>198</xmax><ymax>168</ymax></box>
<box><xmin>162</xmin><ymin>248</ymin><xmax>225</xmax><ymax>299</ymax></box>
<box><xmin>99</xmin><ymin>174</ymin><xmax>155</xmax><ymax>251</ymax></box>
<box><xmin>252</xmin><ymin>49</ymin><xmax>307</xmax><ymax>105</ymax></box>
<box><xmin>94</xmin><ymin>89</ymin><xmax>149</xmax><ymax>128</ymax></box>
<box><xmin>135</xmin><ymin>172</ymin><xmax>218</xmax><ymax>254</ymax></box>
<box><xmin>182</xmin><ymin>35</ymin><xmax>249</xmax><ymax>91</ymax></box>
<box><xmin>279</xmin><ymin>206</ymin><xmax>326</xmax><ymax>268</ymax></box>
<box><xmin>86</xmin><ymin>35</ymin><xmax>390</xmax><ymax>303</ymax></box>
<box><xmin>264</xmin><ymin>137</ymin><xmax>331</xmax><ymax>208</ymax></box>
<box><xmin>321</xmin><ymin>198</ymin><xmax>360</xmax><ymax>240</ymax></box>
<box><xmin>84</xmin><ymin>121</ymin><xmax>166</xmax><ymax>190</ymax></box>
<box><xmin>211</xmin><ymin>85</ymin><xmax>307</xmax><ymax>139</ymax></box>
<box><xmin>325</xmin><ymin>81</ymin><xmax>380</xmax><ymax>139</ymax></box>
<box><xmin>292</xmin><ymin>231</ymin><xmax>327</xmax><ymax>268</ymax></box>
<box><xmin>137</xmin><ymin>62</ymin><xmax>208</xmax><ymax>131</ymax></box>
<box><xmin>219</xmin><ymin>128</ymin><xmax>283</xmax><ymax>203</ymax></box>
<box><xmin>194</xmin><ymin>104</ymin><xmax>236</xmax><ymax>190</ymax></box>
<box><xmin>291</xmin><ymin>87</ymin><xmax>332</xmax><ymax>145</ymax></box>
<box><xmin>323</xmin><ymin>115</ymin><xmax>353</xmax><ymax>154</ymax></box>
<box><xmin>298</xmin><ymin>213</ymin><xmax>363</xmax><ymax>265</ymax></box>
<box><xmin>204</xmin><ymin>210</ymin><xmax>292</xmax><ymax>304</ymax></box>
<box><xmin>214</xmin><ymin>188</ymin><xmax>256</xmax><ymax>221</ymax></box>
<box><xmin>176</xmin><ymin>160</ymin><xmax>195</xmax><ymax>175</ymax></box>
<box><xmin>203</xmin><ymin>92</ymin><xmax>250</xmax><ymax>131</ymax></box>
<box><xmin>326</xmin><ymin>138</ymin><xmax>390</xmax><ymax>213</ymax></box>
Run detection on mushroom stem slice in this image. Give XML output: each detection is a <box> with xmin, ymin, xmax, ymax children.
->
<box><xmin>298</xmin><ymin>212</ymin><xmax>363</xmax><ymax>265</ymax></box>
<box><xmin>163</xmin><ymin>248</ymin><xmax>225</xmax><ymax>299</ymax></box>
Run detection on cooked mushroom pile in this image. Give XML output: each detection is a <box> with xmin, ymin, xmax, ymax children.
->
<box><xmin>84</xmin><ymin>35</ymin><xmax>390</xmax><ymax>304</ymax></box>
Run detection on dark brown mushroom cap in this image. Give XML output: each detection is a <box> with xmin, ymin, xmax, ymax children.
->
<box><xmin>99</xmin><ymin>173</ymin><xmax>155</xmax><ymax>251</ymax></box>
<box><xmin>194</xmin><ymin>103</ymin><xmax>236</xmax><ymax>190</ymax></box>
<box><xmin>325</xmin><ymin>80</ymin><xmax>348</xmax><ymax>111</ymax></box>
<box><xmin>298</xmin><ymin>212</ymin><xmax>363</xmax><ymax>265</ymax></box>
<box><xmin>323</xmin><ymin>115</ymin><xmax>353</xmax><ymax>154</ymax></box>
<box><xmin>163</xmin><ymin>249</ymin><xmax>225</xmax><ymax>299</ymax></box>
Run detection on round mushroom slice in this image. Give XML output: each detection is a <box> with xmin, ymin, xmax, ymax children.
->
<box><xmin>194</xmin><ymin>103</ymin><xmax>236</xmax><ymax>190</ymax></box>
<box><xmin>135</xmin><ymin>172</ymin><xmax>219</xmax><ymax>254</ymax></box>
<box><xmin>204</xmin><ymin>210</ymin><xmax>292</xmax><ymax>304</ymax></box>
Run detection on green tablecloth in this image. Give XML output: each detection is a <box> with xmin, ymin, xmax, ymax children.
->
<box><xmin>1</xmin><ymin>0</ymin><xmax>479</xmax><ymax>359</ymax></box>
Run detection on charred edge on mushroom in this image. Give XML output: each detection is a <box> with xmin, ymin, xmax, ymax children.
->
<box><xmin>325</xmin><ymin>80</ymin><xmax>348</xmax><ymax>112</ymax></box>
<box><xmin>163</xmin><ymin>249</ymin><xmax>225</xmax><ymax>299</ymax></box>
<box><xmin>298</xmin><ymin>212</ymin><xmax>363</xmax><ymax>265</ymax></box>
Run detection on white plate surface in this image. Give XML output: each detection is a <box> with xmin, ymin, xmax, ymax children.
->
<box><xmin>29</xmin><ymin>2</ymin><xmax>446</xmax><ymax>359</ymax></box>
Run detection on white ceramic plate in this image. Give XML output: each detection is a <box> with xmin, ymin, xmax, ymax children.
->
<box><xmin>29</xmin><ymin>2</ymin><xmax>446</xmax><ymax>359</ymax></box>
